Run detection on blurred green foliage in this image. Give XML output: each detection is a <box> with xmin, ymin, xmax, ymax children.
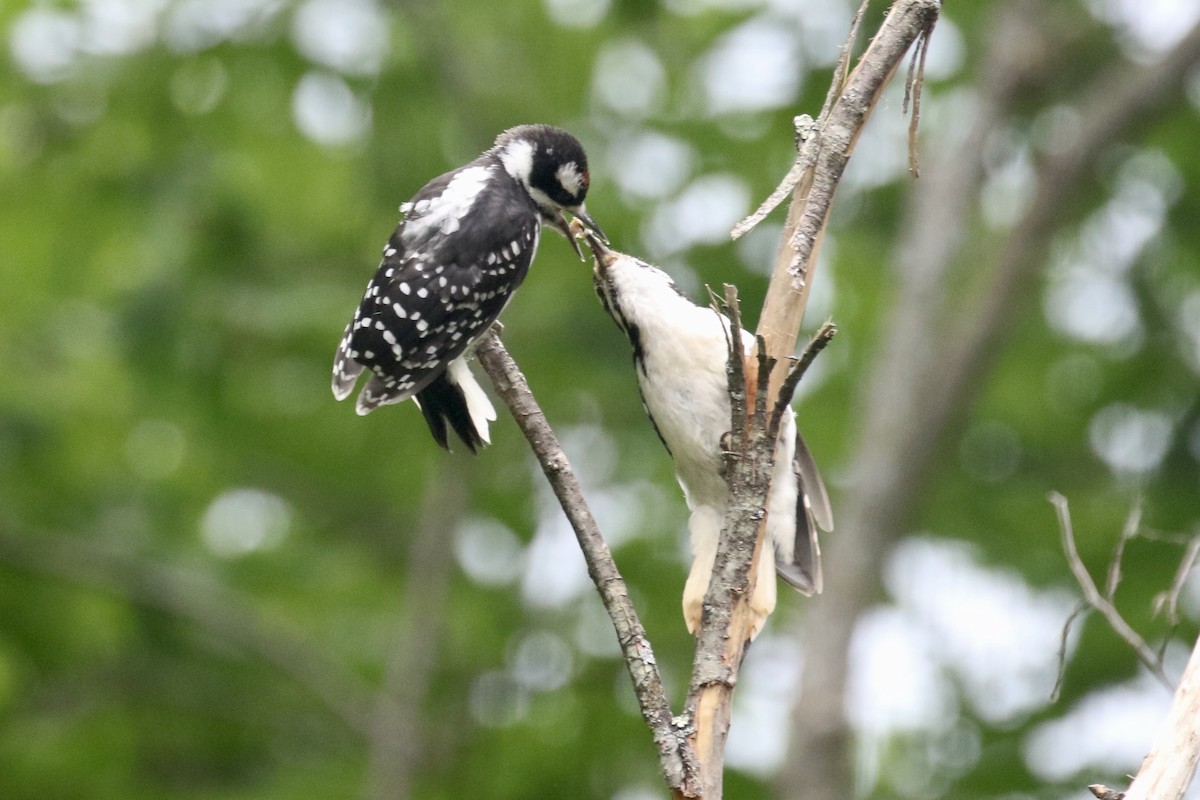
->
<box><xmin>0</xmin><ymin>1</ymin><xmax>1198</xmax><ymax>799</ymax></box>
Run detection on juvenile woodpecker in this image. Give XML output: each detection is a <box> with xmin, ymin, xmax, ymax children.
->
<box><xmin>332</xmin><ymin>125</ymin><xmax>604</xmax><ymax>451</ymax></box>
<box><xmin>585</xmin><ymin>231</ymin><xmax>832</xmax><ymax>639</ymax></box>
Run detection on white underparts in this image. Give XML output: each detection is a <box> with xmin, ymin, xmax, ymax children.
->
<box><xmin>600</xmin><ymin>252</ymin><xmax>800</xmax><ymax>640</ymax></box>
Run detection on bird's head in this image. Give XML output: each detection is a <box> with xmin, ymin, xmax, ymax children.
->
<box><xmin>495</xmin><ymin>124</ymin><xmax>606</xmax><ymax>258</ymax></box>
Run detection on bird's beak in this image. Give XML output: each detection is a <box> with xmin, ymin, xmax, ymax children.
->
<box><xmin>552</xmin><ymin>204</ymin><xmax>607</xmax><ymax>261</ymax></box>
<box><xmin>568</xmin><ymin>216</ymin><xmax>618</xmax><ymax>274</ymax></box>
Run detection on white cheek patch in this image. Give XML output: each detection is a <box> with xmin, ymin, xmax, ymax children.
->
<box><xmin>499</xmin><ymin>139</ymin><xmax>535</xmax><ymax>185</ymax></box>
<box><xmin>555</xmin><ymin>161</ymin><xmax>584</xmax><ymax>198</ymax></box>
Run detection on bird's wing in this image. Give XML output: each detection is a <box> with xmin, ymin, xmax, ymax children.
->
<box><xmin>776</xmin><ymin>429</ymin><xmax>832</xmax><ymax>595</ymax></box>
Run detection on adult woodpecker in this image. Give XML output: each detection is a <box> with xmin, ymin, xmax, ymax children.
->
<box><xmin>584</xmin><ymin>230</ymin><xmax>832</xmax><ymax>639</ymax></box>
<box><xmin>332</xmin><ymin>125</ymin><xmax>604</xmax><ymax>451</ymax></box>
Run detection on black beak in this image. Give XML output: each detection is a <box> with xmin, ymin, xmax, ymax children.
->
<box><xmin>568</xmin><ymin>217</ymin><xmax>617</xmax><ymax>272</ymax></box>
<box><xmin>550</xmin><ymin>203</ymin><xmax>607</xmax><ymax>261</ymax></box>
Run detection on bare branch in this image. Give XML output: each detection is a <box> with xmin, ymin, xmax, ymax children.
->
<box><xmin>1051</xmin><ymin>600</ymin><xmax>1091</xmax><ymax>703</ymax></box>
<box><xmin>1154</xmin><ymin>537</ymin><xmax>1200</xmax><ymax>627</ymax></box>
<box><xmin>902</xmin><ymin>24</ymin><xmax>932</xmax><ymax>176</ymax></box>
<box><xmin>1123</xmin><ymin>634</ymin><xmax>1200</xmax><ymax>800</ymax></box>
<box><xmin>755</xmin><ymin>0</ymin><xmax>941</xmax><ymax>404</ymax></box>
<box><xmin>473</xmin><ymin>330</ymin><xmax>700</xmax><ymax>796</ymax></box>
<box><xmin>684</xmin><ymin>283</ymin><xmax>777</xmax><ymax>800</ymax></box>
<box><xmin>770</xmin><ymin>321</ymin><xmax>837</xmax><ymax>439</ymax></box>
<box><xmin>731</xmin><ymin>0</ymin><xmax>873</xmax><ymax>239</ymax></box>
<box><xmin>1049</xmin><ymin>492</ymin><xmax>1172</xmax><ymax>690</ymax></box>
<box><xmin>1105</xmin><ymin>497</ymin><xmax>1143</xmax><ymax>601</ymax></box>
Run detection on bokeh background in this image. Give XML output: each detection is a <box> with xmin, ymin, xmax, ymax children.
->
<box><xmin>2</xmin><ymin>0</ymin><xmax>1200</xmax><ymax>798</ymax></box>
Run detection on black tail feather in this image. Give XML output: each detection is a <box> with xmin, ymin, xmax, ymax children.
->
<box><xmin>416</xmin><ymin>372</ymin><xmax>485</xmax><ymax>453</ymax></box>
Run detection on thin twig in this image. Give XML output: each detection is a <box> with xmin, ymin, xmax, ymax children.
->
<box><xmin>473</xmin><ymin>330</ymin><xmax>700</xmax><ymax>796</ymax></box>
<box><xmin>902</xmin><ymin>23</ymin><xmax>932</xmax><ymax>176</ymax></box>
<box><xmin>1049</xmin><ymin>492</ymin><xmax>1172</xmax><ymax>690</ymax></box>
<box><xmin>730</xmin><ymin>0</ymin><xmax>872</xmax><ymax>239</ymax></box>
<box><xmin>755</xmin><ymin>0</ymin><xmax>942</xmax><ymax>407</ymax></box>
<box><xmin>1051</xmin><ymin>600</ymin><xmax>1090</xmax><ymax>702</ymax></box>
<box><xmin>770</xmin><ymin>321</ymin><xmax>837</xmax><ymax>439</ymax></box>
<box><xmin>1105</xmin><ymin>497</ymin><xmax>1143</xmax><ymax>601</ymax></box>
<box><xmin>1154</xmin><ymin>537</ymin><xmax>1200</xmax><ymax>627</ymax></box>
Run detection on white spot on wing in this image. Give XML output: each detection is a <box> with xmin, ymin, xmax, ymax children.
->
<box><xmin>401</xmin><ymin>166</ymin><xmax>492</xmax><ymax>242</ymax></box>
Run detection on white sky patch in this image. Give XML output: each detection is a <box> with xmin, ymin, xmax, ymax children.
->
<box><xmin>644</xmin><ymin>173</ymin><xmax>750</xmax><ymax>258</ymax></box>
<box><xmin>607</xmin><ymin>130</ymin><xmax>695</xmax><ymax>202</ymax></box>
<box><xmin>847</xmin><ymin>605</ymin><xmax>955</xmax><ymax>737</ymax></box>
<box><xmin>1044</xmin><ymin>272</ymin><xmax>1142</xmax><ymax>346</ymax></box>
<box><xmin>200</xmin><ymin>488</ymin><xmax>291</xmax><ymax>558</ymax></box>
<box><xmin>592</xmin><ymin>38</ymin><xmax>666</xmax><ymax>119</ymax></box>
<box><xmin>1024</xmin><ymin>671</ymin><xmax>1172</xmax><ymax>782</ymax></box>
<box><xmin>726</xmin><ymin>636</ymin><xmax>805</xmax><ymax>774</ymax></box>
<box><xmin>508</xmin><ymin>631</ymin><xmax>574</xmax><ymax>693</ymax></box>
<box><xmin>919</xmin><ymin>15</ymin><xmax>964</xmax><ymax>79</ymax></box>
<box><xmin>697</xmin><ymin>16</ymin><xmax>803</xmax><ymax>115</ymax></box>
<box><xmin>980</xmin><ymin>143</ymin><xmax>1036</xmax><ymax>229</ymax></box>
<box><xmin>9</xmin><ymin>8</ymin><xmax>83</xmax><ymax>83</ymax></box>
<box><xmin>164</xmin><ymin>0</ymin><xmax>285</xmax><ymax>53</ymax></box>
<box><xmin>1044</xmin><ymin>150</ymin><xmax>1178</xmax><ymax>348</ymax></box>
<box><xmin>79</xmin><ymin>0</ymin><xmax>166</xmax><ymax>56</ymax></box>
<box><xmin>839</xmin><ymin>82</ymin><xmax>911</xmax><ymax>192</ymax></box>
<box><xmin>455</xmin><ymin>517</ymin><xmax>526</xmax><ymax>587</ymax></box>
<box><xmin>291</xmin><ymin>0</ymin><xmax>388</xmax><ymax>76</ymax></box>
<box><xmin>520</xmin><ymin>512</ymin><xmax>591</xmax><ymax>609</ymax></box>
<box><xmin>885</xmin><ymin>538</ymin><xmax>1079</xmax><ymax>723</ymax></box>
<box><xmin>846</xmin><ymin>538</ymin><xmax>1080</xmax><ymax>793</ymax></box>
<box><xmin>291</xmin><ymin>70</ymin><xmax>371</xmax><ymax>147</ymax></box>
<box><xmin>543</xmin><ymin>0</ymin><xmax>611</xmax><ymax>28</ymax></box>
<box><xmin>1088</xmin><ymin>403</ymin><xmax>1175</xmax><ymax>475</ymax></box>
<box><xmin>1087</xmin><ymin>0</ymin><xmax>1200</xmax><ymax>60</ymax></box>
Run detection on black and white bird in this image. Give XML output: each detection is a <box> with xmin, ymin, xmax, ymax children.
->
<box><xmin>584</xmin><ymin>230</ymin><xmax>832</xmax><ymax>640</ymax></box>
<box><xmin>332</xmin><ymin>125</ymin><xmax>604</xmax><ymax>451</ymax></box>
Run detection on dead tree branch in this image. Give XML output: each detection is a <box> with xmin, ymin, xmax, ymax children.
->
<box><xmin>783</xmin><ymin>8</ymin><xmax>1200</xmax><ymax>798</ymax></box>
<box><xmin>1048</xmin><ymin>492</ymin><xmax>1171</xmax><ymax>690</ymax></box>
<box><xmin>474</xmin><ymin>331</ymin><xmax>700</xmax><ymax>798</ymax></box>
<box><xmin>1051</xmin><ymin>492</ymin><xmax>1200</xmax><ymax>800</ymax></box>
<box><xmin>752</xmin><ymin>0</ymin><xmax>940</xmax><ymax>397</ymax></box>
<box><xmin>479</xmin><ymin>2</ymin><xmax>939</xmax><ymax>796</ymax></box>
<box><xmin>1122</xmin><ymin>634</ymin><xmax>1200</xmax><ymax>800</ymax></box>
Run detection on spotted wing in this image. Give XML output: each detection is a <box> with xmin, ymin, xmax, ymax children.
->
<box><xmin>333</xmin><ymin>169</ymin><xmax>540</xmax><ymax>415</ymax></box>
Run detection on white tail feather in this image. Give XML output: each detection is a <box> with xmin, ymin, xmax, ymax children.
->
<box><xmin>447</xmin><ymin>357</ymin><xmax>497</xmax><ymax>445</ymax></box>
